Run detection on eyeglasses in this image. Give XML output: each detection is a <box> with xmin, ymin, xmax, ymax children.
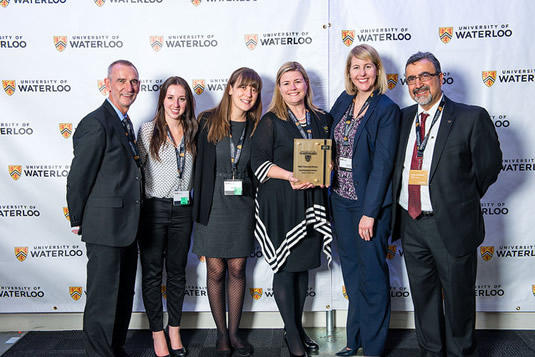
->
<box><xmin>405</xmin><ymin>72</ymin><xmax>439</xmax><ymax>85</ymax></box>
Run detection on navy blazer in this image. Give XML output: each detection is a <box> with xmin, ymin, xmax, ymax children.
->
<box><xmin>330</xmin><ymin>91</ymin><xmax>400</xmax><ymax>218</ymax></box>
<box><xmin>391</xmin><ymin>95</ymin><xmax>502</xmax><ymax>256</ymax></box>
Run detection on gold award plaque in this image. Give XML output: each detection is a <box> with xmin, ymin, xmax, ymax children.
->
<box><xmin>293</xmin><ymin>138</ymin><xmax>332</xmax><ymax>186</ymax></box>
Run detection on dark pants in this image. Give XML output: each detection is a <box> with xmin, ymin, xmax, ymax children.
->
<box><xmin>139</xmin><ymin>197</ymin><xmax>192</xmax><ymax>332</ymax></box>
<box><xmin>331</xmin><ymin>192</ymin><xmax>391</xmax><ymax>356</ymax></box>
<box><xmin>84</xmin><ymin>241</ymin><xmax>138</xmax><ymax>357</ymax></box>
<box><xmin>400</xmin><ymin>207</ymin><xmax>477</xmax><ymax>357</ymax></box>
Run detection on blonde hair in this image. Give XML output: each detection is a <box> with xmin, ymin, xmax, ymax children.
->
<box><xmin>268</xmin><ymin>61</ymin><xmax>321</xmax><ymax>121</ymax></box>
<box><xmin>344</xmin><ymin>44</ymin><xmax>387</xmax><ymax>95</ymax></box>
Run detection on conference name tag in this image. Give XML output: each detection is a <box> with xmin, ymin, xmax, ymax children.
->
<box><xmin>224</xmin><ymin>179</ymin><xmax>243</xmax><ymax>196</ymax></box>
<box><xmin>409</xmin><ymin>170</ymin><xmax>428</xmax><ymax>185</ymax></box>
<box><xmin>173</xmin><ymin>190</ymin><xmax>190</xmax><ymax>206</ymax></box>
<box><xmin>339</xmin><ymin>157</ymin><xmax>352</xmax><ymax>172</ymax></box>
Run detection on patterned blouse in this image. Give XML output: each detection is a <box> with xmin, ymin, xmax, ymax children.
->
<box><xmin>332</xmin><ymin>106</ymin><xmax>361</xmax><ymax>200</ymax></box>
<box><xmin>137</xmin><ymin>120</ymin><xmax>194</xmax><ymax>199</ymax></box>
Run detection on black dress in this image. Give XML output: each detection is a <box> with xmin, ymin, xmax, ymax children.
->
<box><xmin>251</xmin><ymin>110</ymin><xmax>333</xmax><ymax>272</ymax></box>
<box><xmin>192</xmin><ymin>119</ymin><xmax>255</xmax><ymax>258</ymax></box>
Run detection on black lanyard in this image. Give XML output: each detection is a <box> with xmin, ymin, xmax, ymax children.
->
<box><xmin>120</xmin><ymin>115</ymin><xmax>141</xmax><ymax>168</ymax></box>
<box><xmin>230</xmin><ymin>121</ymin><xmax>248</xmax><ymax>177</ymax></box>
<box><xmin>166</xmin><ymin>125</ymin><xmax>186</xmax><ymax>178</ymax></box>
<box><xmin>342</xmin><ymin>91</ymin><xmax>375</xmax><ymax>146</ymax></box>
<box><xmin>288</xmin><ymin>109</ymin><xmax>312</xmax><ymax>139</ymax></box>
<box><xmin>415</xmin><ymin>97</ymin><xmax>446</xmax><ymax>157</ymax></box>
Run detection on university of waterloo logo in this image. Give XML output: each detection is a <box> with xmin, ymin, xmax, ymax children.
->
<box><xmin>250</xmin><ymin>288</ymin><xmax>262</xmax><ymax>300</ymax></box>
<box><xmin>161</xmin><ymin>285</ymin><xmax>167</xmax><ymax>299</ymax></box>
<box><xmin>94</xmin><ymin>0</ymin><xmax>105</xmax><ymax>6</ymax></box>
<box><xmin>342</xmin><ymin>286</ymin><xmax>347</xmax><ymax>299</ymax></box>
<box><xmin>150</xmin><ymin>36</ymin><xmax>163</xmax><ymax>52</ymax></box>
<box><xmin>8</xmin><ymin>165</ymin><xmax>22</xmax><ymax>181</ymax></box>
<box><xmin>480</xmin><ymin>246</ymin><xmax>495</xmax><ymax>261</ymax></box>
<box><xmin>97</xmin><ymin>80</ymin><xmax>108</xmax><ymax>96</ymax></box>
<box><xmin>341</xmin><ymin>30</ymin><xmax>355</xmax><ymax>47</ymax></box>
<box><xmin>482</xmin><ymin>71</ymin><xmax>497</xmax><ymax>87</ymax></box>
<box><xmin>69</xmin><ymin>287</ymin><xmax>83</xmax><ymax>301</ymax></box>
<box><xmin>387</xmin><ymin>74</ymin><xmax>398</xmax><ymax>90</ymax></box>
<box><xmin>0</xmin><ymin>0</ymin><xmax>9</xmax><ymax>8</ymax></box>
<box><xmin>15</xmin><ymin>247</ymin><xmax>28</xmax><ymax>262</ymax></box>
<box><xmin>532</xmin><ymin>285</ymin><xmax>535</xmax><ymax>297</ymax></box>
<box><xmin>59</xmin><ymin>123</ymin><xmax>72</xmax><ymax>139</ymax></box>
<box><xmin>3</xmin><ymin>80</ymin><xmax>15</xmax><ymax>96</ymax></box>
<box><xmin>244</xmin><ymin>34</ymin><xmax>258</xmax><ymax>50</ymax></box>
<box><xmin>386</xmin><ymin>245</ymin><xmax>397</xmax><ymax>260</ymax></box>
<box><xmin>439</xmin><ymin>27</ymin><xmax>453</xmax><ymax>44</ymax></box>
<box><xmin>63</xmin><ymin>207</ymin><xmax>70</xmax><ymax>221</ymax></box>
<box><xmin>191</xmin><ymin>0</ymin><xmax>200</xmax><ymax>6</ymax></box>
<box><xmin>53</xmin><ymin>36</ymin><xmax>67</xmax><ymax>52</ymax></box>
<box><xmin>192</xmin><ymin>79</ymin><xmax>205</xmax><ymax>95</ymax></box>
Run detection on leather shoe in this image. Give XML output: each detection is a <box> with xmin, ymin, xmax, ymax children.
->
<box><xmin>234</xmin><ymin>343</ymin><xmax>253</xmax><ymax>356</ymax></box>
<box><xmin>302</xmin><ymin>335</ymin><xmax>319</xmax><ymax>353</ymax></box>
<box><xmin>170</xmin><ymin>347</ymin><xmax>187</xmax><ymax>357</ymax></box>
<box><xmin>335</xmin><ymin>347</ymin><xmax>358</xmax><ymax>356</ymax></box>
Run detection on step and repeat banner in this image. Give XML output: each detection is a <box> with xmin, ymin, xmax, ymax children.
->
<box><xmin>1</xmin><ymin>0</ymin><xmax>534</xmax><ymax>316</ymax></box>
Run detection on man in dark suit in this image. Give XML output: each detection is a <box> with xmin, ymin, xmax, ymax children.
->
<box><xmin>67</xmin><ymin>59</ymin><xmax>142</xmax><ymax>356</ymax></box>
<box><xmin>392</xmin><ymin>52</ymin><xmax>502</xmax><ymax>357</ymax></box>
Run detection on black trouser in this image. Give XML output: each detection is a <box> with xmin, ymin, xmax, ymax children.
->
<box><xmin>84</xmin><ymin>241</ymin><xmax>138</xmax><ymax>357</ymax></box>
<box><xmin>139</xmin><ymin>197</ymin><xmax>193</xmax><ymax>331</ymax></box>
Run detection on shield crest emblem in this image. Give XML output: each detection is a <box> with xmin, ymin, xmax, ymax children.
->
<box><xmin>15</xmin><ymin>247</ymin><xmax>28</xmax><ymax>262</ymax></box>
<box><xmin>439</xmin><ymin>27</ymin><xmax>453</xmax><ymax>44</ymax></box>
<box><xmin>63</xmin><ymin>207</ymin><xmax>70</xmax><ymax>221</ymax></box>
<box><xmin>150</xmin><ymin>36</ymin><xmax>163</xmax><ymax>52</ymax></box>
<box><xmin>386</xmin><ymin>245</ymin><xmax>397</xmax><ymax>260</ymax></box>
<box><xmin>97</xmin><ymin>80</ymin><xmax>108</xmax><ymax>96</ymax></box>
<box><xmin>94</xmin><ymin>0</ymin><xmax>105</xmax><ymax>6</ymax></box>
<box><xmin>9</xmin><ymin>165</ymin><xmax>22</xmax><ymax>181</ymax></box>
<box><xmin>244</xmin><ymin>34</ymin><xmax>258</xmax><ymax>50</ymax></box>
<box><xmin>53</xmin><ymin>36</ymin><xmax>67</xmax><ymax>52</ymax></box>
<box><xmin>480</xmin><ymin>246</ymin><xmax>495</xmax><ymax>261</ymax></box>
<box><xmin>192</xmin><ymin>0</ymin><xmax>201</xmax><ymax>5</ymax></box>
<box><xmin>342</xmin><ymin>286</ymin><xmax>348</xmax><ymax>299</ymax></box>
<box><xmin>482</xmin><ymin>71</ymin><xmax>497</xmax><ymax>87</ymax></box>
<box><xmin>0</xmin><ymin>0</ymin><xmax>9</xmax><ymax>8</ymax></box>
<box><xmin>3</xmin><ymin>80</ymin><xmax>15</xmax><ymax>96</ymax></box>
<box><xmin>341</xmin><ymin>30</ymin><xmax>355</xmax><ymax>47</ymax></box>
<box><xmin>59</xmin><ymin>123</ymin><xmax>73</xmax><ymax>139</ymax></box>
<box><xmin>532</xmin><ymin>285</ymin><xmax>535</xmax><ymax>297</ymax></box>
<box><xmin>161</xmin><ymin>285</ymin><xmax>167</xmax><ymax>299</ymax></box>
<box><xmin>69</xmin><ymin>287</ymin><xmax>83</xmax><ymax>301</ymax></box>
<box><xmin>192</xmin><ymin>79</ymin><xmax>205</xmax><ymax>95</ymax></box>
<box><xmin>250</xmin><ymin>288</ymin><xmax>263</xmax><ymax>300</ymax></box>
<box><xmin>387</xmin><ymin>74</ymin><xmax>398</xmax><ymax>90</ymax></box>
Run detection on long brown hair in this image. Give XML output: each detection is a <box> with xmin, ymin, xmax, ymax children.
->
<box><xmin>268</xmin><ymin>61</ymin><xmax>321</xmax><ymax>121</ymax></box>
<box><xmin>149</xmin><ymin>76</ymin><xmax>198</xmax><ymax>160</ymax></box>
<box><xmin>200</xmin><ymin>67</ymin><xmax>263</xmax><ymax>143</ymax></box>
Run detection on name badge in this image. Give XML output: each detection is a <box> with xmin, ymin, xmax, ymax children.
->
<box><xmin>224</xmin><ymin>179</ymin><xmax>243</xmax><ymax>196</ymax></box>
<box><xmin>409</xmin><ymin>170</ymin><xmax>428</xmax><ymax>185</ymax></box>
<box><xmin>339</xmin><ymin>157</ymin><xmax>352</xmax><ymax>172</ymax></box>
<box><xmin>173</xmin><ymin>190</ymin><xmax>190</xmax><ymax>206</ymax></box>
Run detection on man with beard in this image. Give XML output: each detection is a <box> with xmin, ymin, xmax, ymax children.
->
<box><xmin>391</xmin><ymin>52</ymin><xmax>501</xmax><ymax>357</ymax></box>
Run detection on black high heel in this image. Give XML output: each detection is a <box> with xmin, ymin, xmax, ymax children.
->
<box><xmin>283</xmin><ymin>333</ymin><xmax>309</xmax><ymax>357</ymax></box>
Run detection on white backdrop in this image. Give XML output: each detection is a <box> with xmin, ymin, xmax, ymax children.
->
<box><xmin>1</xmin><ymin>0</ymin><xmax>534</xmax><ymax>315</ymax></box>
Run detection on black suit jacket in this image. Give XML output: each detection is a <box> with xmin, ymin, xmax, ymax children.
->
<box><xmin>392</xmin><ymin>96</ymin><xmax>502</xmax><ymax>257</ymax></box>
<box><xmin>67</xmin><ymin>100</ymin><xmax>143</xmax><ymax>247</ymax></box>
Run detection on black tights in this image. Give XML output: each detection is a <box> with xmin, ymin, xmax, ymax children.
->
<box><xmin>206</xmin><ymin>257</ymin><xmax>248</xmax><ymax>352</ymax></box>
<box><xmin>273</xmin><ymin>270</ymin><xmax>309</xmax><ymax>356</ymax></box>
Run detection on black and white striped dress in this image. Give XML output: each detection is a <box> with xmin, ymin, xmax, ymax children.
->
<box><xmin>251</xmin><ymin>111</ymin><xmax>332</xmax><ymax>273</ymax></box>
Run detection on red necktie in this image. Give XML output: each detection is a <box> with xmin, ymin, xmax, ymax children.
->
<box><xmin>408</xmin><ymin>113</ymin><xmax>429</xmax><ymax>219</ymax></box>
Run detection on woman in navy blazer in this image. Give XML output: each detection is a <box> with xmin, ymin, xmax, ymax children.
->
<box><xmin>330</xmin><ymin>44</ymin><xmax>400</xmax><ymax>357</ymax></box>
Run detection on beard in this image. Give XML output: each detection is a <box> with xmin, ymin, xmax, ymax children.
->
<box><xmin>412</xmin><ymin>85</ymin><xmax>433</xmax><ymax>106</ymax></box>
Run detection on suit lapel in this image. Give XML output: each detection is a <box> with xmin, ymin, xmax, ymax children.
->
<box><xmin>104</xmin><ymin>101</ymin><xmax>138</xmax><ymax>164</ymax></box>
<box><xmin>429</xmin><ymin>96</ymin><xmax>455</xmax><ymax>181</ymax></box>
<box><xmin>352</xmin><ymin>92</ymin><xmax>379</xmax><ymax>152</ymax></box>
<box><xmin>398</xmin><ymin>105</ymin><xmax>417</xmax><ymax>163</ymax></box>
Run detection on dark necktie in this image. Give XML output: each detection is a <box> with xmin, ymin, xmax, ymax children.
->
<box><xmin>123</xmin><ymin>114</ymin><xmax>136</xmax><ymax>144</ymax></box>
<box><xmin>408</xmin><ymin>112</ymin><xmax>429</xmax><ymax>219</ymax></box>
